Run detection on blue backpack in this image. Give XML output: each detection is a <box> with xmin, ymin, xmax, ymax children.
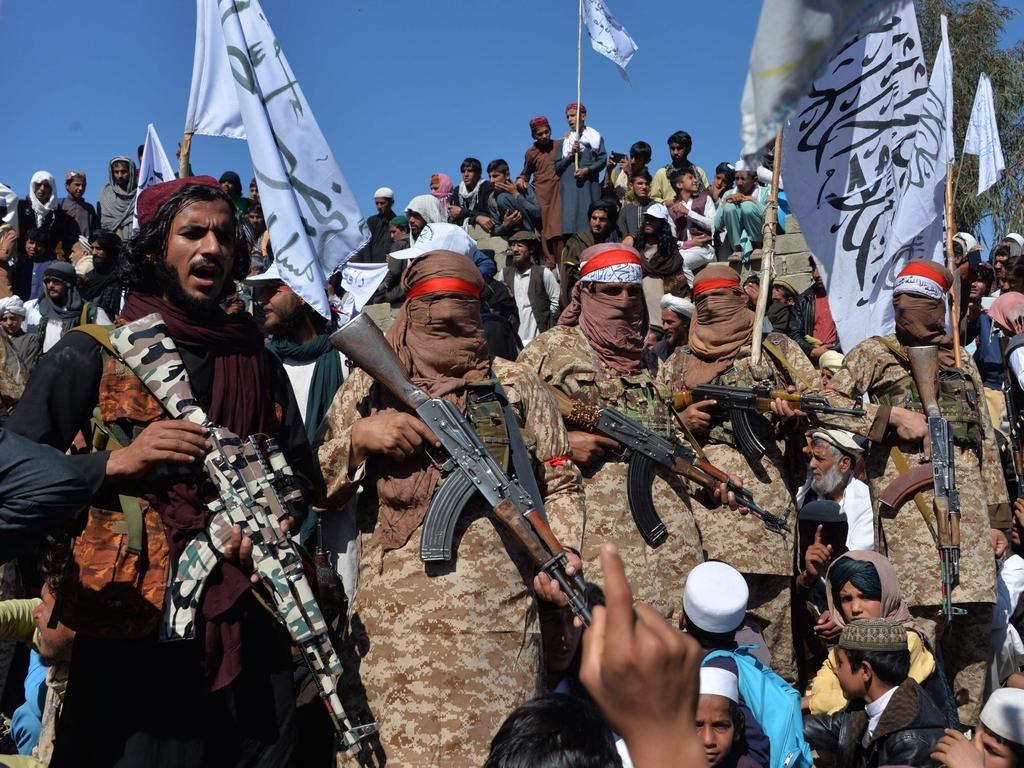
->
<box><xmin>703</xmin><ymin>646</ymin><xmax>814</xmax><ymax>768</ymax></box>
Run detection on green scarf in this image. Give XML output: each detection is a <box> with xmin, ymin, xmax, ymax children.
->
<box><xmin>265</xmin><ymin>334</ymin><xmax>344</xmax><ymax>442</ymax></box>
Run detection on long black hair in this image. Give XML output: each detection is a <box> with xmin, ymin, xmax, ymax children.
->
<box><xmin>120</xmin><ymin>183</ymin><xmax>251</xmax><ymax>296</ymax></box>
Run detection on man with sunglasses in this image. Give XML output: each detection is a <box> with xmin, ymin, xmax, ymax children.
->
<box><xmin>23</xmin><ymin>261</ymin><xmax>109</xmax><ymax>353</ymax></box>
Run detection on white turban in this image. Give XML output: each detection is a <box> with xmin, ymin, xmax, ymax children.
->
<box><xmin>660</xmin><ymin>294</ymin><xmax>694</xmax><ymax>318</ymax></box>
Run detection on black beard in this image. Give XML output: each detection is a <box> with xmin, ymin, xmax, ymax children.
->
<box><xmin>153</xmin><ymin>258</ymin><xmax>223</xmax><ymax>320</ymax></box>
<box><xmin>264</xmin><ymin>305</ymin><xmax>303</xmax><ymax>340</ymax></box>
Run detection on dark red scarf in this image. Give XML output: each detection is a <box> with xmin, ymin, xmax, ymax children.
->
<box><xmin>121</xmin><ymin>291</ymin><xmax>267</xmax><ymax>690</ymax></box>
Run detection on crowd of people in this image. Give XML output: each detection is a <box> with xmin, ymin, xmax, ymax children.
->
<box><xmin>0</xmin><ymin>101</ymin><xmax>1023</xmax><ymax>768</ymax></box>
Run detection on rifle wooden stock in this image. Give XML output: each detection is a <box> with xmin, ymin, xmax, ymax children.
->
<box><xmin>329</xmin><ymin>314</ymin><xmax>428</xmax><ymax>411</ymax></box>
<box><xmin>877</xmin><ymin>463</ymin><xmax>934</xmax><ymax>517</ymax></box>
<box><xmin>905</xmin><ymin>346</ymin><xmax>941</xmax><ymax>417</ymax></box>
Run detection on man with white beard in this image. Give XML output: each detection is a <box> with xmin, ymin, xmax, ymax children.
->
<box><xmin>796</xmin><ymin>428</ymin><xmax>874</xmax><ymax>552</ymax></box>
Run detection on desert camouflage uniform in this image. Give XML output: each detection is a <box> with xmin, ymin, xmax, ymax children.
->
<box><xmin>662</xmin><ymin>333</ymin><xmax>814</xmax><ymax>682</ymax></box>
<box><xmin>319</xmin><ymin>358</ymin><xmax>584</xmax><ymax>767</ymax></box>
<box><xmin>811</xmin><ymin>334</ymin><xmax>1004</xmax><ymax>724</ymax></box>
<box><xmin>517</xmin><ymin>325</ymin><xmax>704</xmax><ymax>619</ymax></box>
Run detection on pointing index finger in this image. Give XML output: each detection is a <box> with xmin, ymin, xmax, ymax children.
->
<box><xmin>599</xmin><ymin>543</ymin><xmax>634</xmax><ymax>645</ymax></box>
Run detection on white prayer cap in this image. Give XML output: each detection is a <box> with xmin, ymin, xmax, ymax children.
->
<box><xmin>734</xmin><ymin>158</ymin><xmax>753</xmax><ymax>173</ymax></box>
<box><xmin>819</xmin><ymin>350</ymin><xmax>845</xmax><ymax>372</ymax></box>
<box><xmin>389</xmin><ymin>222</ymin><xmax>477</xmax><ymax>261</ymax></box>
<box><xmin>373</xmin><ymin>187</ymin><xmax>394</xmax><ymax>200</ymax></box>
<box><xmin>953</xmin><ymin>232</ymin><xmax>979</xmax><ymax>252</ymax></box>
<box><xmin>0</xmin><ymin>296</ymin><xmax>26</xmax><ymax>317</ymax></box>
<box><xmin>660</xmin><ymin>294</ymin><xmax>694</xmax><ymax>318</ymax></box>
<box><xmin>1006</xmin><ymin>233</ymin><xmax>1024</xmax><ymax>248</ymax></box>
<box><xmin>700</xmin><ymin>666</ymin><xmax>739</xmax><ymax>703</ymax></box>
<box><xmin>684</xmin><ymin>561</ymin><xmax>748</xmax><ymax>634</ymax></box>
<box><xmin>643</xmin><ymin>203</ymin><xmax>676</xmax><ymax>237</ymax></box>
<box><xmin>244</xmin><ymin>262</ymin><xmax>283</xmax><ymax>284</ymax></box>
<box><xmin>812</xmin><ymin>428</ymin><xmax>863</xmax><ymax>456</ymax></box>
<box><xmin>980</xmin><ymin>688</ymin><xmax>1024</xmax><ymax>746</ymax></box>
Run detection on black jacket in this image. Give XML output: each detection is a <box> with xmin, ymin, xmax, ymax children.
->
<box><xmin>787</xmin><ymin>286</ymin><xmax>841</xmax><ymax>356</ymax></box>
<box><xmin>803</xmin><ymin>679</ymin><xmax>944</xmax><ymax>768</ymax></box>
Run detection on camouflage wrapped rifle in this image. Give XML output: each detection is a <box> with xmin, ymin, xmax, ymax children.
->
<box><xmin>672</xmin><ymin>385</ymin><xmax>866</xmax><ymax>460</ymax></box>
<box><xmin>548</xmin><ymin>388</ymin><xmax>789</xmax><ymax>538</ymax></box>
<box><xmin>329</xmin><ymin>313</ymin><xmax>592</xmax><ymax>627</ymax></box>
<box><xmin>109</xmin><ymin>314</ymin><xmax>376</xmax><ymax>751</ymax></box>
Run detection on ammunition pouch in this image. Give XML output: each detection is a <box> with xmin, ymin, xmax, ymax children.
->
<box><xmin>875</xmin><ymin>371</ymin><xmax>983</xmax><ymax>449</ymax></box>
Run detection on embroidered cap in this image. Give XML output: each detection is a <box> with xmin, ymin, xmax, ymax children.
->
<box><xmin>839</xmin><ymin>618</ymin><xmax>907</xmax><ymax>652</ymax></box>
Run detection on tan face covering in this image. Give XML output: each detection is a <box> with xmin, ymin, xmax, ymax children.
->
<box><xmin>681</xmin><ymin>287</ymin><xmax>754</xmax><ymax>388</ymax></box>
<box><xmin>893</xmin><ymin>293</ymin><xmax>956</xmax><ymax>368</ymax></box>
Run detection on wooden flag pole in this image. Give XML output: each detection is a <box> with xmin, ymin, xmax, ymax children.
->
<box><xmin>945</xmin><ymin>161</ymin><xmax>963</xmax><ymax>368</ymax></box>
<box><xmin>574</xmin><ymin>0</ymin><xmax>583</xmax><ymax>172</ymax></box>
<box><xmin>750</xmin><ymin>127</ymin><xmax>784</xmax><ymax>367</ymax></box>
<box><xmin>178</xmin><ymin>131</ymin><xmax>193</xmax><ymax>179</ymax></box>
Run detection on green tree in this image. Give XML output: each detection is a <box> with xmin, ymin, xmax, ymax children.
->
<box><xmin>918</xmin><ymin>0</ymin><xmax>1024</xmax><ymax>243</ymax></box>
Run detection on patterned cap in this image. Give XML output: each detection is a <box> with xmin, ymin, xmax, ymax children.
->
<box><xmin>839</xmin><ymin>618</ymin><xmax>907</xmax><ymax>652</ymax></box>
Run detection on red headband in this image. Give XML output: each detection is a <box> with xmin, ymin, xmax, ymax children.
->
<box><xmin>406</xmin><ymin>277</ymin><xmax>482</xmax><ymax>300</ymax></box>
<box><xmin>897</xmin><ymin>261</ymin><xmax>949</xmax><ymax>291</ymax></box>
<box><xmin>693</xmin><ymin>277</ymin><xmax>741</xmax><ymax>296</ymax></box>
<box><xmin>580</xmin><ymin>249</ymin><xmax>643</xmax><ymax>276</ymax></box>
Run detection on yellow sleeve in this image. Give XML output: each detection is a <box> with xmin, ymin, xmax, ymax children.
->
<box><xmin>0</xmin><ymin>598</ymin><xmax>41</xmax><ymax>651</ymax></box>
<box><xmin>908</xmin><ymin>631</ymin><xmax>936</xmax><ymax>684</ymax></box>
<box><xmin>806</xmin><ymin>647</ymin><xmax>849</xmax><ymax>715</ymax></box>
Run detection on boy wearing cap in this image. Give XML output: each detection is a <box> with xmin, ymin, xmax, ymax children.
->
<box><xmin>685</xmin><ymin>561</ymin><xmax>774</xmax><ymax>767</ymax></box>
<box><xmin>698</xmin><ymin>666</ymin><xmax>760</xmax><ymax>768</ymax></box>
<box><xmin>805</xmin><ymin>618</ymin><xmax>946</xmax><ymax>768</ymax></box>
<box><xmin>933</xmin><ymin>687</ymin><xmax>1024</xmax><ymax>767</ymax></box>
<box><xmin>805</xmin><ymin>257</ymin><xmax>1005</xmax><ymax>725</ymax></box>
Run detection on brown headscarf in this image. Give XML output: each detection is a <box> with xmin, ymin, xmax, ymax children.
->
<box><xmin>893</xmin><ymin>294</ymin><xmax>957</xmax><ymax>368</ymax></box>
<box><xmin>558</xmin><ymin>242</ymin><xmax>648</xmax><ymax>375</ymax></box>
<box><xmin>681</xmin><ymin>264</ymin><xmax>754</xmax><ymax>388</ymax></box>
<box><xmin>824</xmin><ymin>550</ymin><xmax>930</xmax><ymax>647</ymax></box>
<box><xmin>372</xmin><ymin>250</ymin><xmax>490</xmax><ymax>552</ymax></box>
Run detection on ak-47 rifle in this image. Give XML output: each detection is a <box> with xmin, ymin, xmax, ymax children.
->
<box><xmin>328</xmin><ymin>313</ymin><xmax>592</xmax><ymax>626</ymax></box>
<box><xmin>548</xmin><ymin>388</ymin><xmax>790</xmax><ymax>539</ymax></box>
<box><xmin>906</xmin><ymin>345</ymin><xmax>965</xmax><ymax>618</ymax></box>
<box><xmin>672</xmin><ymin>385</ymin><xmax>866</xmax><ymax>459</ymax></box>
<box><xmin>110</xmin><ymin>315</ymin><xmax>376</xmax><ymax>753</ymax></box>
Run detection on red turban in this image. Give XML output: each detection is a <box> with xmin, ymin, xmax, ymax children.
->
<box><xmin>529</xmin><ymin>116</ymin><xmax>550</xmax><ymax>132</ymax></box>
<box><xmin>136</xmin><ymin>175</ymin><xmax>220</xmax><ymax>228</ymax></box>
<box><xmin>565</xmin><ymin>102</ymin><xmax>587</xmax><ymax>115</ymax></box>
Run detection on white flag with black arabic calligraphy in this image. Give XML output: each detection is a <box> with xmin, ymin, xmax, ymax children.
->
<box><xmin>184</xmin><ymin>0</ymin><xmax>368</xmax><ymax>319</ymax></box>
<box><xmin>782</xmin><ymin>1</ymin><xmax>931</xmax><ymax>351</ymax></box>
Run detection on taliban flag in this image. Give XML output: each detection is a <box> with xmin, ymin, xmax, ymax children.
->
<box><xmin>132</xmin><ymin>123</ymin><xmax>178</xmax><ymax>231</ymax></box>
<box><xmin>582</xmin><ymin>0</ymin><xmax>638</xmax><ymax>79</ymax></box>
<box><xmin>963</xmin><ymin>72</ymin><xmax>1005</xmax><ymax>195</ymax></box>
<box><xmin>781</xmin><ymin>1</ymin><xmax>932</xmax><ymax>350</ymax></box>
<box><xmin>740</xmin><ymin>0</ymin><xmax>902</xmax><ymax>157</ymax></box>
<box><xmin>183</xmin><ymin>0</ymin><xmax>368</xmax><ymax>319</ymax></box>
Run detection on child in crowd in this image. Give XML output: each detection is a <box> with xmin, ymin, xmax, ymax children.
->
<box><xmin>804</xmin><ymin>618</ymin><xmax>946</xmax><ymax>768</ymax></box>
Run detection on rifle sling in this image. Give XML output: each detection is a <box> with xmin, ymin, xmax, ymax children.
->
<box><xmin>494</xmin><ymin>382</ymin><xmax>547</xmax><ymax>523</ymax></box>
<box><xmin>886</xmin><ymin>446</ymin><xmax>938</xmax><ymax>543</ymax></box>
<box><xmin>762</xmin><ymin>335</ymin><xmax>812</xmax><ymax>389</ymax></box>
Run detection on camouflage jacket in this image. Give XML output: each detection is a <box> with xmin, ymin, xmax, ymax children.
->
<box><xmin>808</xmin><ymin>334</ymin><xmax>1003</xmax><ymax>606</ymax></box>
<box><xmin>517</xmin><ymin>325</ymin><xmax>705</xmax><ymax>615</ymax></box>
<box><xmin>659</xmin><ymin>333</ymin><xmax>814</xmax><ymax>575</ymax></box>
<box><xmin>317</xmin><ymin>357</ymin><xmax>585</xmax><ymax>766</ymax></box>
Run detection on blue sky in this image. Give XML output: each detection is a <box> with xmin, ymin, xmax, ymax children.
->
<box><xmin>2</xmin><ymin>1</ymin><xmax>1021</xmax><ymax>222</ymax></box>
